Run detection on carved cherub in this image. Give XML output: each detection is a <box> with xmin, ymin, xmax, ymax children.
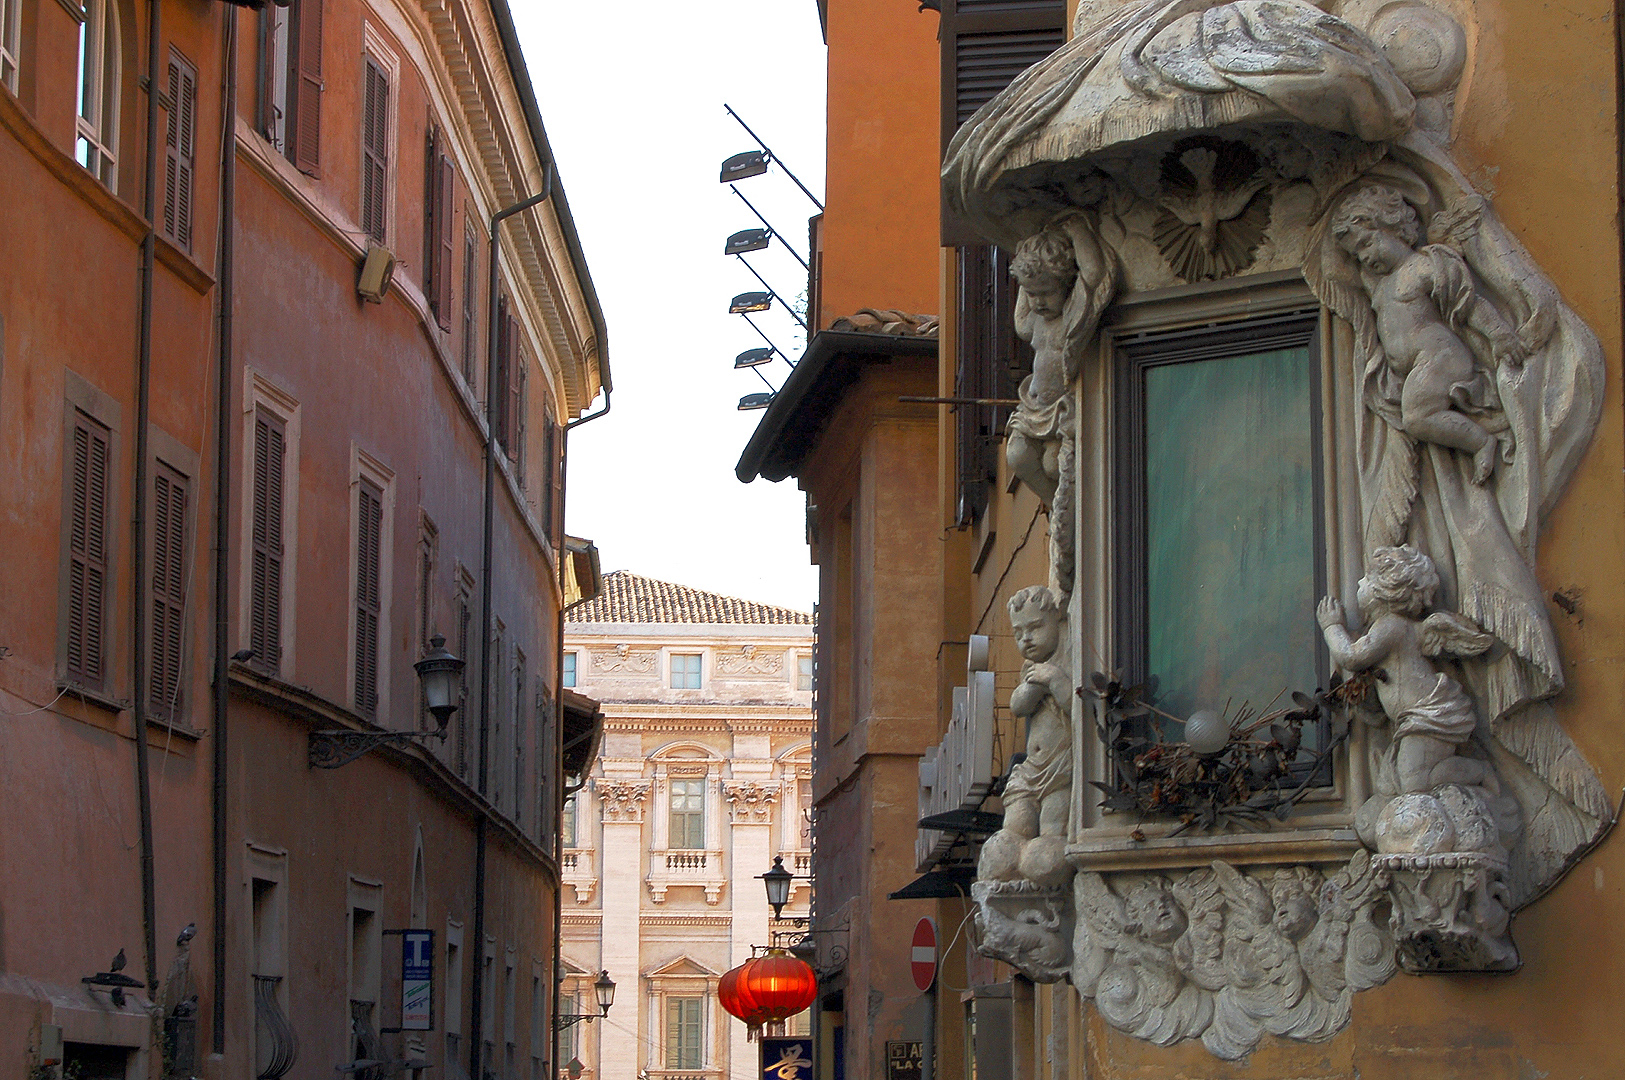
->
<box><xmin>980</xmin><ymin>586</ymin><xmax>1073</xmax><ymax>887</ymax></box>
<box><xmin>1316</xmin><ymin>545</ymin><xmax>1493</xmax><ymax>794</ymax></box>
<box><xmin>1006</xmin><ymin>215</ymin><xmax>1115</xmax><ymax>506</ymax></box>
<box><xmin>1329</xmin><ymin>185</ymin><xmax>1524</xmax><ymax>484</ymax></box>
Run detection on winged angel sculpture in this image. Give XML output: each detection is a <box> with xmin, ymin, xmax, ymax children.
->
<box><xmin>945</xmin><ymin>0</ymin><xmax>1614</xmax><ymax>1056</ymax></box>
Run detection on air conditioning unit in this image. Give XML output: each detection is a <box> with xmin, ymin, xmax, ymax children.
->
<box><xmin>357</xmin><ymin>245</ymin><xmax>395</xmax><ymax>304</ymax></box>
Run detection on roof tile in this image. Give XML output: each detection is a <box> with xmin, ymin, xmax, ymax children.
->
<box><xmin>568</xmin><ymin>571</ymin><xmax>813</xmax><ymax>626</ymax></box>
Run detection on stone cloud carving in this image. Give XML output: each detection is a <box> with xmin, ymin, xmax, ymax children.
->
<box><xmin>945</xmin><ymin>0</ymin><xmax>1611</xmax><ymax>1057</ymax></box>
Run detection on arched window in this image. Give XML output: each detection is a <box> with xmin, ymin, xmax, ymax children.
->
<box><xmin>76</xmin><ymin>0</ymin><xmax>120</xmax><ymax>186</ymax></box>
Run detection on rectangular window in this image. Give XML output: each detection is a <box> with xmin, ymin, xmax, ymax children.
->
<box><xmin>536</xmin><ymin>680</ymin><xmax>555</xmax><ymax>847</ymax></box>
<box><xmin>493</xmin><ymin>296</ymin><xmax>513</xmax><ymax>446</ymax></box>
<box><xmin>797</xmin><ymin>654</ymin><xmax>813</xmax><ymax>692</ymax></box>
<box><xmin>953</xmin><ymin>245</ymin><xmax>1025</xmax><ymax>525</ymax></box>
<box><xmin>250</xmin><ymin>408</ymin><xmax>286</xmax><ymax>674</ymax></box>
<box><xmin>257</xmin><ymin>4</ymin><xmax>290</xmax><ymax>152</ymax></box>
<box><xmin>64</xmin><ymin>410</ymin><xmax>113</xmax><ymax>690</ymax></box>
<box><xmin>561</xmin><ymin>651</ymin><xmax>576</xmax><ymax>688</ymax></box>
<box><xmin>162</xmin><ymin>51</ymin><xmax>197</xmax><ymax>251</ymax></box>
<box><xmin>1114</xmin><ymin>314</ymin><xmax>1325</xmax><ymax>739</ymax></box>
<box><xmin>75</xmin><ymin>0</ymin><xmax>119</xmax><ymax>186</ymax></box>
<box><xmin>261</xmin><ymin>0</ymin><xmax>321</xmax><ymax>171</ymax></box>
<box><xmin>669</xmin><ymin>778</ymin><xmax>705</xmax><ymax>850</ymax></box>
<box><xmin>462</xmin><ymin>225</ymin><xmax>479</xmax><ymax>384</ymax></box>
<box><xmin>665</xmin><ymin>996</ymin><xmax>704</xmax><ymax>1070</ymax></box>
<box><xmin>0</xmin><ymin>0</ymin><xmax>20</xmax><ymax>93</ymax></box>
<box><xmin>444</xmin><ymin>921</ymin><xmax>464</xmax><ymax>1040</ymax></box>
<box><xmin>558</xmin><ymin>991</ymin><xmax>579</xmax><ymax>1068</ymax></box>
<box><xmin>454</xmin><ymin>570</ymin><xmax>473</xmax><ymax>777</ymax></box>
<box><xmin>671</xmin><ymin>652</ymin><xmax>702</xmax><ymax>690</ymax></box>
<box><xmin>354</xmin><ymin>478</ymin><xmax>384</xmax><ymax>717</ymax></box>
<box><xmin>562</xmin><ymin>795</ymin><xmax>576</xmax><ymax>847</ymax></box>
<box><xmin>416</xmin><ymin>518</ymin><xmax>438</xmax><ymax>724</ymax></box>
<box><xmin>512</xmin><ymin>651</ymin><xmax>527</xmax><ymax>822</ymax></box>
<box><xmin>360</xmin><ymin>56</ymin><xmax>389</xmax><ymax>243</ymax></box>
<box><xmin>529</xmin><ymin>972</ymin><xmax>544</xmax><ymax>1080</ymax></box>
<box><xmin>148</xmin><ymin>461</ymin><xmax>189</xmax><ymax>722</ymax></box>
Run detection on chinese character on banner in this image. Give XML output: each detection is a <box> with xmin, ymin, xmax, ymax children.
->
<box><xmin>760</xmin><ymin>1037</ymin><xmax>813</xmax><ymax>1080</ymax></box>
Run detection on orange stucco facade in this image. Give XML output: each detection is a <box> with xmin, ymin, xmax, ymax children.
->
<box><xmin>1</xmin><ymin>2</ymin><xmax>605</xmax><ymax>1079</ymax></box>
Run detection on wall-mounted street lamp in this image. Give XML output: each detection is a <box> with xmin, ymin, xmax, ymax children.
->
<box><xmin>555</xmin><ymin>970</ymin><xmax>616</xmax><ymax>1031</ymax></box>
<box><xmin>307</xmin><ymin>635</ymin><xmax>466</xmax><ymax>769</ymax></box>
<box><xmin>760</xmin><ymin>855</ymin><xmax>798</xmax><ymax>919</ymax></box>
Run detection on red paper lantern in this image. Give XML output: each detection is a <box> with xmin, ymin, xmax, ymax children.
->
<box><xmin>719</xmin><ymin>954</ymin><xmax>818</xmax><ymax>1039</ymax></box>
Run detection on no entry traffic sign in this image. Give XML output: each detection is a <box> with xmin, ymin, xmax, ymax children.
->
<box><xmin>910</xmin><ymin>917</ymin><xmax>937</xmax><ymax>992</ymax></box>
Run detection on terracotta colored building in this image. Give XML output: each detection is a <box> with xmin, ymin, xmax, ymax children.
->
<box><xmin>742</xmin><ymin>0</ymin><xmax>1625</xmax><ymax>1078</ymax></box>
<box><xmin>558</xmin><ymin>572</ymin><xmax>814</xmax><ymax>1080</ymax></box>
<box><xmin>0</xmin><ymin>2</ymin><xmax>608</xmax><ymax>1079</ymax></box>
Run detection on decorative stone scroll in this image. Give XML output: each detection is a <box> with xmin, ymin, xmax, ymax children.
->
<box><xmin>945</xmin><ymin>0</ymin><xmax>1611</xmax><ymax>1057</ymax></box>
<box><xmin>716</xmin><ymin>646</ymin><xmax>784</xmax><ymax>677</ymax></box>
<box><xmin>597</xmin><ymin>780</ymin><xmax>650</xmax><ymax>823</ymax></box>
<box><xmin>593</xmin><ymin>645</ymin><xmax>658</xmax><ymax>674</ymax></box>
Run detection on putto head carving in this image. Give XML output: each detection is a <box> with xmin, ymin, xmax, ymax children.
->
<box><xmin>1361</xmin><ymin>544</ymin><xmax>1439</xmax><ymax>617</ymax></box>
<box><xmin>1268</xmin><ymin>867</ymin><xmax>1321</xmax><ymax>942</ymax></box>
<box><xmin>1010</xmin><ymin>227</ymin><xmax>1078</xmax><ymax>319</ymax></box>
<box><xmin>1330</xmin><ymin>184</ymin><xmax>1423</xmax><ymax>249</ymax></box>
<box><xmin>1008</xmin><ymin>585</ymin><xmax>1065</xmax><ymax>664</ymax></box>
<box><xmin>1124</xmin><ymin>879</ymin><xmax>1187</xmax><ymax>945</ymax></box>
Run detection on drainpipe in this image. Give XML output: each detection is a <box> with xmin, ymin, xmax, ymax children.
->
<box><xmin>130</xmin><ymin>0</ymin><xmax>163</xmax><ymax>1002</ymax></box>
<box><xmin>470</xmin><ymin>168</ymin><xmax>553</xmax><ymax>1080</ymax></box>
<box><xmin>211</xmin><ymin>4</ymin><xmax>239</xmax><ymax>1056</ymax></box>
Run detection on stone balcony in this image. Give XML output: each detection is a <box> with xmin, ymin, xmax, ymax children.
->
<box><xmin>646</xmin><ymin>848</ymin><xmax>726</xmax><ymax>904</ymax></box>
<box><xmin>562</xmin><ymin>847</ymin><xmax>597</xmax><ymax>904</ymax></box>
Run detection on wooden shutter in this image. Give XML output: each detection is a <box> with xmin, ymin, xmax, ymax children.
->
<box><xmin>544</xmin><ymin>410</ymin><xmax>564</xmax><ymax>547</ymax></box>
<box><xmin>953</xmin><ymin>246</ymin><xmax>1027</xmax><ymax>526</ymax></box>
<box><xmin>462</xmin><ymin>226</ymin><xmax>478</xmax><ymax>382</ymax></box>
<box><xmin>424</xmin><ymin>124</ymin><xmax>439</xmax><ymax>308</ymax></box>
<box><xmin>66</xmin><ymin>413</ymin><xmax>112</xmax><ymax>689</ymax></box>
<box><xmin>361</xmin><ymin>58</ymin><xmax>388</xmax><ymax>243</ymax></box>
<box><xmin>354</xmin><ymin>479</ymin><xmax>383</xmax><ymax>718</ymax></box>
<box><xmin>511</xmin><ymin>356</ymin><xmax>526</xmax><ymax>475</ymax></box>
<box><xmin>455</xmin><ymin>592</ymin><xmax>471</xmax><ymax>776</ymax></box>
<box><xmin>250</xmin><ymin>410</ymin><xmax>286</xmax><ymax>673</ymax></box>
<box><xmin>436</xmin><ymin>156</ymin><xmax>455</xmax><ymax>327</ymax></box>
<box><xmin>163</xmin><ymin>51</ymin><xmax>197</xmax><ymax>251</ymax></box>
<box><xmin>291</xmin><ymin>0</ymin><xmax>323</xmax><ymax>176</ymax></box>
<box><xmin>150</xmin><ymin>462</ymin><xmax>188</xmax><ymax>721</ymax></box>
<box><xmin>939</xmin><ymin>0</ymin><xmax>1065</xmax><ymax>244</ymax></box>
<box><xmin>492</xmin><ymin>296</ymin><xmax>511</xmax><ymax>446</ymax></box>
<box><xmin>504</xmin><ymin>317</ymin><xmax>523</xmax><ymax>465</ymax></box>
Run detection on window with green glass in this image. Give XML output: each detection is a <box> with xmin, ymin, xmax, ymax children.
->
<box><xmin>665</xmin><ymin>996</ymin><xmax>704</xmax><ymax>1070</ymax></box>
<box><xmin>671</xmin><ymin>652</ymin><xmax>702</xmax><ymax>689</ymax></box>
<box><xmin>562</xmin><ymin>652</ymin><xmax>576</xmax><ymax>688</ymax></box>
<box><xmin>669</xmin><ymin>779</ymin><xmax>705</xmax><ymax>849</ymax></box>
<box><xmin>1115</xmin><ymin>313</ymin><xmax>1324</xmax><ymax>743</ymax></box>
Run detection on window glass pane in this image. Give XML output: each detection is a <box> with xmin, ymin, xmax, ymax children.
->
<box><xmin>1142</xmin><ymin>344</ymin><xmax>1319</xmax><ymax>730</ymax></box>
<box><xmin>797</xmin><ymin>654</ymin><xmax>813</xmax><ymax>691</ymax></box>
<box><xmin>562</xmin><ymin>652</ymin><xmax>576</xmax><ymax>688</ymax></box>
<box><xmin>666</xmin><ymin>997</ymin><xmax>703</xmax><ymax>1069</ymax></box>
<box><xmin>671</xmin><ymin>653</ymin><xmax>701</xmax><ymax>689</ymax></box>
<box><xmin>562</xmin><ymin>796</ymin><xmax>576</xmax><ymax>847</ymax></box>
<box><xmin>670</xmin><ymin>778</ymin><xmax>704</xmax><ymax>849</ymax></box>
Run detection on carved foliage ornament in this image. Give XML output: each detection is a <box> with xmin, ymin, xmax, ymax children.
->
<box><xmin>593</xmin><ymin>644</ymin><xmax>658</xmax><ymax>674</ymax></box>
<box><xmin>944</xmin><ymin>0</ymin><xmax>1611</xmax><ymax>1057</ymax></box>
<box><xmin>715</xmin><ymin>645</ymin><xmax>784</xmax><ymax>677</ymax></box>
<box><xmin>597</xmin><ymin>780</ymin><xmax>650</xmax><ymax>823</ymax></box>
<box><xmin>724</xmin><ymin>781</ymin><xmax>780</xmax><ymax>823</ymax></box>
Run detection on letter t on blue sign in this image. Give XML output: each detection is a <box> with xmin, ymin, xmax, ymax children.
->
<box><xmin>402</xmin><ymin>929</ymin><xmax>435</xmax><ymax>1031</ymax></box>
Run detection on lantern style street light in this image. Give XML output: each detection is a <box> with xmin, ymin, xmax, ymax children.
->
<box><xmin>760</xmin><ymin>855</ymin><xmax>795</xmax><ymax>920</ymax></box>
<box><xmin>556</xmin><ymin>970</ymin><xmax>616</xmax><ymax>1031</ymax></box>
<box><xmin>307</xmin><ymin>635</ymin><xmax>466</xmax><ymax>769</ymax></box>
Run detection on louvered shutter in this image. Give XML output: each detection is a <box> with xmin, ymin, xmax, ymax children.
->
<box><xmin>361</xmin><ymin>59</ymin><xmax>389</xmax><ymax>243</ymax></box>
<box><xmin>424</xmin><ymin>124</ymin><xmax>439</xmax><ymax>309</ymax></box>
<box><xmin>455</xmin><ymin>594</ymin><xmax>470</xmax><ymax>776</ymax></box>
<box><xmin>939</xmin><ymin>0</ymin><xmax>1065</xmax><ymax>244</ymax></box>
<box><xmin>492</xmin><ymin>297</ymin><xmax>511</xmax><ymax>446</ymax></box>
<box><xmin>354</xmin><ymin>480</ymin><xmax>383</xmax><ymax>718</ymax></box>
<box><xmin>150</xmin><ymin>463</ymin><xmax>188</xmax><ymax>721</ymax></box>
<box><xmin>546</xmin><ymin>411</ymin><xmax>564</xmax><ymax>547</ymax></box>
<box><xmin>292</xmin><ymin>0</ymin><xmax>323</xmax><ymax>176</ymax></box>
<box><xmin>250</xmin><ymin>411</ymin><xmax>285</xmax><ymax>673</ymax></box>
<box><xmin>511</xmin><ymin>356</ymin><xmax>526</xmax><ymax>476</ymax></box>
<box><xmin>462</xmin><ymin>227</ymin><xmax>478</xmax><ymax>382</ymax></box>
<box><xmin>504</xmin><ymin>317</ymin><xmax>522</xmax><ymax>464</ymax></box>
<box><xmin>163</xmin><ymin>53</ymin><xmax>197</xmax><ymax>251</ymax></box>
<box><xmin>436</xmin><ymin>156</ymin><xmax>455</xmax><ymax>327</ymax></box>
<box><xmin>66</xmin><ymin>414</ymin><xmax>112</xmax><ymax>688</ymax></box>
<box><xmin>953</xmin><ymin>246</ymin><xmax>1027</xmax><ymax>526</ymax></box>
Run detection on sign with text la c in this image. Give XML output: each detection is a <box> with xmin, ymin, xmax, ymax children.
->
<box><xmin>761</xmin><ymin>1037</ymin><xmax>814</xmax><ymax>1080</ymax></box>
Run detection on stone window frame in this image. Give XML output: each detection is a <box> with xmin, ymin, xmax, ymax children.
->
<box><xmin>57</xmin><ymin>369</ymin><xmax>122</xmax><ymax>704</ymax></box>
<box><xmin>347</xmin><ymin>444</ymin><xmax>396</xmax><ymax>721</ymax></box>
<box><xmin>238</xmin><ymin>369</ymin><xmax>301</xmax><ymax>679</ymax></box>
<box><xmin>1068</xmin><ymin>271</ymin><xmax>1371</xmax><ymax>871</ymax></box>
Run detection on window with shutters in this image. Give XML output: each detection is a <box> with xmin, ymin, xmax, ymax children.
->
<box><xmin>259</xmin><ymin>0</ymin><xmax>321</xmax><ymax>171</ymax></box>
<box><xmin>664</xmin><ymin>997</ymin><xmax>704</xmax><ymax>1070</ymax></box>
<box><xmin>416</xmin><ymin>516</ymin><xmax>438</xmax><ymax>725</ymax></box>
<box><xmin>540</xmin><ymin>407</ymin><xmax>563</xmax><ymax>547</ymax></box>
<box><xmin>163</xmin><ymin>50</ymin><xmax>198</xmax><ymax>252</ymax></box>
<box><xmin>249</xmin><ymin>408</ymin><xmax>287</xmax><ymax>675</ymax></box>
<box><xmin>148</xmin><ymin>461</ymin><xmax>190</xmax><ymax>723</ymax></box>
<box><xmin>536</xmin><ymin>679</ymin><xmax>555</xmax><ymax>847</ymax></box>
<box><xmin>453</xmin><ymin>565</ymin><xmax>474</xmax><ymax>778</ymax></box>
<box><xmin>494</xmin><ymin>297</ymin><xmax>524</xmax><ymax>462</ymax></box>
<box><xmin>462</xmin><ymin>225</ymin><xmax>479</xmax><ymax>385</ymax></box>
<box><xmin>257</xmin><ymin>4</ymin><xmax>290</xmax><ymax>153</ymax></box>
<box><xmin>360</xmin><ymin>57</ymin><xmax>390</xmax><ymax>244</ymax></box>
<box><xmin>353</xmin><ymin>478</ymin><xmax>384</xmax><ymax>718</ymax></box>
<box><xmin>0</xmin><ymin>0</ymin><xmax>21</xmax><ymax>95</ymax></box>
<box><xmin>62</xmin><ymin>408</ymin><xmax>114</xmax><ymax>691</ymax></box>
<box><xmin>511</xmin><ymin>650</ymin><xmax>526</xmax><ymax>821</ymax></box>
<box><xmin>75</xmin><ymin>0</ymin><xmax>121</xmax><ymax>187</ymax></box>
<box><xmin>424</xmin><ymin>123</ymin><xmax>455</xmax><ymax>329</ymax></box>
<box><xmin>512</xmin><ymin>356</ymin><xmax>527</xmax><ymax>483</ymax></box>
<box><xmin>953</xmin><ymin>245</ymin><xmax>1028</xmax><ymax>526</ymax></box>
<box><xmin>487</xmin><ymin>620</ymin><xmax>504</xmax><ymax>797</ymax></box>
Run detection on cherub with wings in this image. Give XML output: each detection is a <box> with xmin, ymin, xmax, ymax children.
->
<box><xmin>1317</xmin><ymin>545</ymin><xmax>1493</xmax><ymax>795</ymax></box>
<box><xmin>1005</xmin><ymin>214</ymin><xmax>1115</xmax><ymax>507</ymax></box>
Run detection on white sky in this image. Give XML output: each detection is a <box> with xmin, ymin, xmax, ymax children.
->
<box><xmin>512</xmin><ymin>2</ymin><xmax>829</xmax><ymax>613</ymax></box>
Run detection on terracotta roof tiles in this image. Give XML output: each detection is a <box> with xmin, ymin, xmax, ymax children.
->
<box><xmin>568</xmin><ymin>571</ymin><xmax>813</xmax><ymax>626</ymax></box>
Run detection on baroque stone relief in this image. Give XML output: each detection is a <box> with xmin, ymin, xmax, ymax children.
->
<box><xmin>593</xmin><ymin>644</ymin><xmax>659</xmax><ymax>674</ymax></box>
<box><xmin>724</xmin><ymin>780</ymin><xmax>780</xmax><ymax>823</ymax></box>
<box><xmin>597</xmin><ymin>780</ymin><xmax>651</xmax><ymax>823</ymax></box>
<box><xmin>945</xmin><ymin>0</ymin><xmax>1610</xmax><ymax>1057</ymax></box>
<box><xmin>715</xmin><ymin>645</ymin><xmax>784</xmax><ymax>677</ymax></box>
